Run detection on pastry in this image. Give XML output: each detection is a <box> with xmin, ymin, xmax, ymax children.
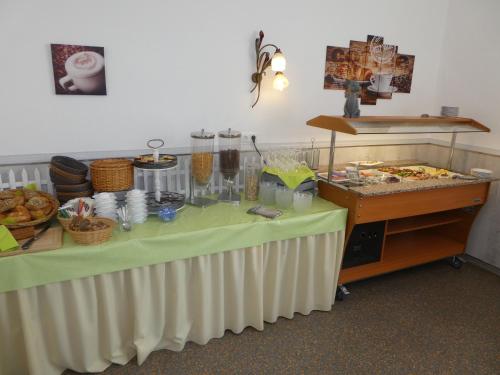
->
<box><xmin>13</xmin><ymin>195</ymin><xmax>25</xmax><ymax>206</ymax></box>
<box><xmin>23</xmin><ymin>189</ymin><xmax>40</xmax><ymax>200</ymax></box>
<box><xmin>42</xmin><ymin>204</ymin><xmax>53</xmax><ymax>215</ymax></box>
<box><xmin>7</xmin><ymin>206</ymin><xmax>32</xmax><ymax>223</ymax></box>
<box><xmin>29</xmin><ymin>209</ymin><xmax>46</xmax><ymax>220</ymax></box>
<box><xmin>25</xmin><ymin>196</ymin><xmax>50</xmax><ymax>210</ymax></box>
<box><xmin>0</xmin><ymin>198</ymin><xmax>18</xmax><ymax>213</ymax></box>
<box><xmin>0</xmin><ymin>191</ymin><xmax>15</xmax><ymax>199</ymax></box>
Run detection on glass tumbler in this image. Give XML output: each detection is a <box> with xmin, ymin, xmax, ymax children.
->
<box><xmin>259</xmin><ymin>182</ymin><xmax>276</xmax><ymax>205</ymax></box>
<box><xmin>293</xmin><ymin>191</ymin><xmax>313</xmax><ymax>213</ymax></box>
<box><xmin>245</xmin><ymin>162</ymin><xmax>261</xmax><ymax>201</ymax></box>
<box><xmin>275</xmin><ymin>186</ymin><xmax>294</xmax><ymax>209</ymax></box>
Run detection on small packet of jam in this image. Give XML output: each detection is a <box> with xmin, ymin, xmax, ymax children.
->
<box><xmin>247</xmin><ymin>206</ymin><xmax>283</xmax><ymax>219</ymax></box>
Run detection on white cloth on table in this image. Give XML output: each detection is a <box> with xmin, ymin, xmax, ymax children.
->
<box><xmin>0</xmin><ymin>231</ymin><xmax>344</xmax><ymax>375</ymax></box>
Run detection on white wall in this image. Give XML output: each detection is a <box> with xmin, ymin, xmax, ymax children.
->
<box><xmin>436</xmin><ymin>0</ymin><xmax>500</xmax><ymax>153</ymax></box>
<box><xmin>435</xmin><ymin>0</ymin><xmax>500</xmax><ymax>266</ymax></box>
<box><xmin>0</xmin><ymin>0</ymin><xmax>451</xmax><ymax>157</ymax></box>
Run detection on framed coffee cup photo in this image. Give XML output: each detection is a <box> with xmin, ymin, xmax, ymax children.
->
<box><xmin>323</xmin><ymin>34</ymin><xmax>415</xmax><ymax>106</ymax></box>
<box><xmin>50</xmin><ymin>44</ymin><xmax>107</xmax><ymax>95</ymax></box>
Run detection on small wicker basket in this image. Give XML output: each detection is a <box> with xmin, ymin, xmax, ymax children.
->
<box><xmin>65</xmin><ymin>217</ymin><xmax>116</xmax><ymax>245</ymax></box>
<box><xmin>90</xmin><ymin>159</ymin><xmax>133</xmax><ymax>192</ymax></box>
<box><xmin>57</xmin><ymin>215</ymin><xmax>72</xmax><ymax>230</ymax></box>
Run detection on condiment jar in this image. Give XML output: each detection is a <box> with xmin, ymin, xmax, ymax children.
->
<box><xmin>245</xmin><ymin>162</ymin><xmax>261</xmax><ymax>201</ymax></box>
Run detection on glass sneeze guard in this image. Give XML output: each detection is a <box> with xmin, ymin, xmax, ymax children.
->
<box><xmin>306</xmin><ymin>115</ymin><xmax>490</xmax><ymax>184</ymax></box>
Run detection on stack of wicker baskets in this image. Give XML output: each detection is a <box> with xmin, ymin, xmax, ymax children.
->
<box><xmin>90</xmin><ymin>159</ymin><xmax>133</xmax><ymax>192</ymax></box>
<box><xmin>50</xmin><ymin>156</ymin><xmax>92</xmax><ymax>203</ymax></box>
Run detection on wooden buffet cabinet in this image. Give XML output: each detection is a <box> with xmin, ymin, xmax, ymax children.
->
<box><xmin>307</xmin><ymin>115</ymin><xmax>492</xmax><ymax>294</ymax></box>
<box><xmin>319</xmin><ymin>179</ymin><xmax>490</xmax><ymax>284</ymax></box>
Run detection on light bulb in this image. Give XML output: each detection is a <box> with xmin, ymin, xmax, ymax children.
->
<box><xmin>272</xmin><ymin>72</ymin><xmax>289</xmax><ymax>91</ymax></box>
<box><xmin>271</xmin><ymin>50</ymin><xmax>286</xmax><ymax>72</ymax></box>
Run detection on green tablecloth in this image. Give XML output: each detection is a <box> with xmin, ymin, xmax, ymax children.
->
<box><xmin>0</xmin><ymin>198</ymin><xmax>347</xmax><ymax>293</ymax></box>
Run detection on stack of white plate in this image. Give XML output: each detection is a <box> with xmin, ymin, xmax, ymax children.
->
<box><xmin>93</xmin><ymin>192</ymin><xmax>118</xmax><ymax>220</ymax></box>
<box><xmin>126</xmin><ymin>189</ymin><xmax>148</xmax><ymax>224</ymax></box>
<box><xmin>441</xmin><ymin>106</ymin><xmax>459</xmax><ymax>117</ymax></box>
<box><xmin>470</xmin><ymin>168</ymin><xmax>492</xmax><ymax>178</ymax></box>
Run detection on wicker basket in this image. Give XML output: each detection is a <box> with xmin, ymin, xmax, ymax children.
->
<box><xmin>57</xmin><ymin>215</ymin><xmax>72</xmax><ymax>230</ymax></box>
<box><xmin>65</xmin><ymin>217</ymin><xmax>116</xmax><ymax>245</ymax></box>
<box><xmin>90</xmin><ymin>159</ymin><xmax>133</xmax><ymax>192</ymax></box>
<box><xmin>9</xmin><ymin>226</ymin><xmax>35</xmax><ymax>240</ymax></box>
<box><xmin>5</xmin><ymin>191</ymin><xmax>60</xmax><ymax>229</ymax></box>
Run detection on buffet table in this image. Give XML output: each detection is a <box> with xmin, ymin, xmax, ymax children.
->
<box><xmin>0</xmin><ymin>198</ymin><xmax>347</xmax><ymax>375</ymax></box>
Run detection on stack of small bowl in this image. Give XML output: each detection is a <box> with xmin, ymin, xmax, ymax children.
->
<box><xmin>50</xmin><ymin>156</ymin><xmax>93</xmax><ymax>203</ymax></box>
<box><xmin>126</xmin><ymin>190</ymin><xmax>148</xmax><ymax>223</ymax></box>
<box><xmin>93</xmin><ymin>193</ymin><xmax>118</xmax><ymax>220</ymax></box>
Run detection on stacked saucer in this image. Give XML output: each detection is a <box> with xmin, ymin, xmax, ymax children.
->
<box><xmin>441</xmin><ymin>106</ymin><xmax>459</xmax><ymax>117</ymax></box>
<box><xmin>126</xmin><ymin>190</ymin><xmax>148</xmax><ymax>224</ymax></box>
<box><xmin>93</xmin><ymin>192</ymin><xmax>118</xmax><ymax>220</ymax></box>
<box><xmin>470</xmin><ymin>168</ymin><xmax>492</xmax><ymax>178</ymax></box>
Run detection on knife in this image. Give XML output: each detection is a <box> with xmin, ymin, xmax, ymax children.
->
<box><xmin>22</xmin><ymin>223</ymin><xmax>51</xmax><ymax>251</ymax></box>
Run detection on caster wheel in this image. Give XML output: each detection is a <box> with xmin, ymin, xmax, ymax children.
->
<box><xmin>335</xmin><ymin>287</ymin><xmax>344</xmax><ymax>301</ymax></box>
<box><xmin>335</xmin><ymin>285</ymin><xmax>350</xmax><ymax>301</ymax></box>
<box><xmin>449</xmin><ymin>256</ymin><xmax>463</xmax><ymax>269</ymax></box>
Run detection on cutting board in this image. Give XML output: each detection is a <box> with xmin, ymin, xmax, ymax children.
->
<box><xmin>0</xmin><ymin>226</ymin><xmax>64</xmax><ymax>257</ymax></box>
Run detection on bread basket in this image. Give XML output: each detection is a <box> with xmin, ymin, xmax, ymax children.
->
<box><xmin>57</xmin><ymin>215</ymin><xmax>72</xmax><ymax>230</ymax></box>
<box><xmin>4</xmin><ymin>191</ymin><xmax>60</xmax><ymax>229</ymax></box>
<box><xmin>90</xmin><ymin>159</ymin><xmax>133</xmax><ymax>192</ymax></box>
<box><xmin>65</xmin><ymin>217</ymin><xmax>116</xmax><ymax>245</ymax></box>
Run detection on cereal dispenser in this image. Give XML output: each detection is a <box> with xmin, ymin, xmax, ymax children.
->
<box><xmin>187</xmin><ymin>129</ymin><xmax>217</xmax><ymax>207</ymax></box>
<box><xmin>218</xmin><ymin>128</ymin><xmax>241</xmax><ymax>202</ymax></box>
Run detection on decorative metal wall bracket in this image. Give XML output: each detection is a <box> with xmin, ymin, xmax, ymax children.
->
<box><xmin>250</xmin><ymin>30</ymin><xmax>287</xmax><ymax>108</ymax></box>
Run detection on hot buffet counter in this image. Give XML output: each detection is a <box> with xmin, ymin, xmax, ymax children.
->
<box><xmin>306</xmin><ymin>115</ymin><xmax>493</xmax><ymax>299</ymax></box>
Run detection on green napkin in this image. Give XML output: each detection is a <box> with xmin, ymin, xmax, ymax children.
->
<box><xmin>0</xmin><ymin>225</ymin><xmax>18</xmax><ymax>252</ymax></box>
<box><xmin>262</xmin><ymin>165</ymin><xmax>316</xmax><ymax>190</ymax></box>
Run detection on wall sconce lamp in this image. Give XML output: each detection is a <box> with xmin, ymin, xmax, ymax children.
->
<box><xmin>250</xmin><ymin>30</ymin><xmax>288</xmax><ymax>108</ymax></box>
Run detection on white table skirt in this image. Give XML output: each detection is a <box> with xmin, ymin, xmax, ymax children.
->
<box><xmin>0</xmin><ymin>231</ymin><xmax>344</xmax><ymax>375</ymax></box>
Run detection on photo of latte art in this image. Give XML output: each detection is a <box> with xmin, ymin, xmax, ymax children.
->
<box><xmin>50</xmin><ymin>44</ymin><xmax>107</xmax><ymax>95</ymax></box>
<box><xmin>73</xmin><ymin>53</ymin><xmax>98</xmax><ymax>70</ymax></box>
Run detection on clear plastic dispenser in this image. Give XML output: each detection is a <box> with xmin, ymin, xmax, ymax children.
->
<box><xmin>218</xmin><ymin>128</ymin><xmax>242</xmax><ymax>203</ymax></box>
<box><xmin>187</xmin><ymin>129</ymin><xmax>217</xmax><ymax>207</ymax></box>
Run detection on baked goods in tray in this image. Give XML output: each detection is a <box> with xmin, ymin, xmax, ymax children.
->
<box><xmin>377</xmin><ymin>166</ymin><xmax>454</xmax><ymax>180</ymax></box>
<box><xmin>0</xmin><ymin>189</ymin><xmax>59</xmax><ymax>228</ymax></box>
<box><xmin>133</xmin><ymin>154</ymin><xmax>177</xmax><ymax>169</ymax></box>
<box><xmin>69</xmin><ymin>216</ymin><xmax>109</xmax><ymax>231</ymax></box>
<box><xmin>377</xmin><ymin>167</ymin><xmax>431</xmax><ymax>180</ymax></box>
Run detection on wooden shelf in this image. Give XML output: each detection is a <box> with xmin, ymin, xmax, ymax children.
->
<box><xmin>306</xmin><ymin>115</ymin><xmax>490</xmax><ymax>135</ymax></box>
<box><xmin>386</xmin><ymin>210</ymin><xmax>464</xmax><ymax>235</ymax></box>
<box><xmin>339</xmin><ymin>229</ymin><xmax>464</xmax><ymax>284</ymax></box>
